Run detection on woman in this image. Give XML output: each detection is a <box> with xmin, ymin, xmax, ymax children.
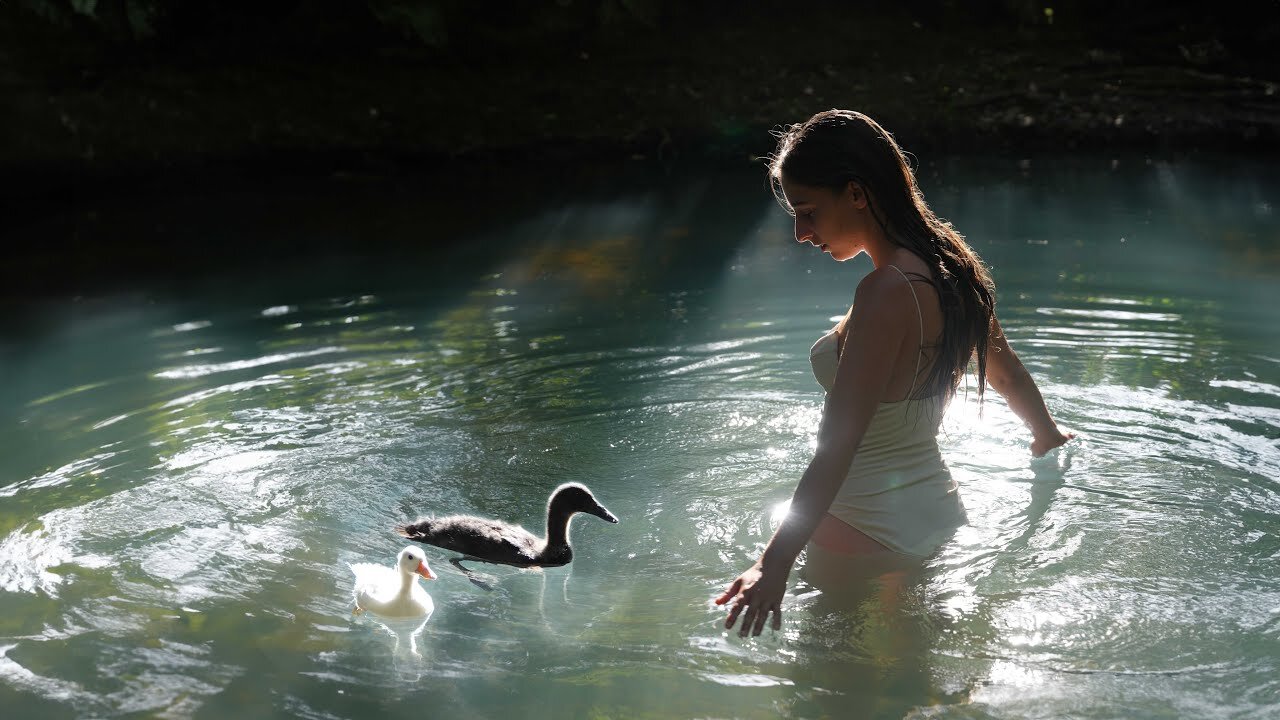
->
<box><xmin>716</xmin><ymin>110</ymin><xmax>1073</xmax><ymax>637</ymax></box>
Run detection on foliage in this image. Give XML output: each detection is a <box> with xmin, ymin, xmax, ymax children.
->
<box><xmin>9</xmin><ymin>0</ymin><xmax>671</xmax><ymax>51</ymax></box>
<box><xmin>7</xmin><ymin>0</ymin><xmax>1278</xmax><ymax>73</ymax></box>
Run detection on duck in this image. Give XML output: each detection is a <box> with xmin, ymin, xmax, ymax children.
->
<box><xmin>395</xmin><ymin>482</ymin><xmax>619</xmax><ymax>569</ymax></box>
<box><xmin>350</xmin><ymin>546</ymin><xmax>436</xmax><ymax>618</ymax></box>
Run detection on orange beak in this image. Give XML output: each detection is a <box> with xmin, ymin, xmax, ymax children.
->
<box><xmin>416</xmin><ymin>561</ymin><xmax>435</xmax><ymax>580</ymax></box>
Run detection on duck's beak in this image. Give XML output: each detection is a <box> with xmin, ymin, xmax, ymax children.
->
<box><xmin>591</xmin><ymin>504</ymin><xmax>619</xmax><ymax>524</ymax></box>
<box><xmin>416</xmin><ymin>561</ymin><xmax>435</xmax><ymax>580</ymax></box>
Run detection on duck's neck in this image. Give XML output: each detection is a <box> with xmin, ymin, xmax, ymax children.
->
<box><xmin>544</xmin><ymin>505</ymin><xmax>575</xmax><ymax>549</ymax></box>
<box><xmin>398</xmin><ymin>570</ymin><xmax>416</xmax><ymax>595</ymax></box>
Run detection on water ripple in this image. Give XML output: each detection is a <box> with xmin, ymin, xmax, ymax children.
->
<box><xmin>154</xmin><ymin>347</ymin><xmax>346</xmax><ymax>380</ymax></box>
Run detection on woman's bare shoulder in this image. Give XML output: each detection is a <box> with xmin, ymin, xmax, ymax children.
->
<box><xmin>853</xmin><ymin>266</ymin><xmax>915</xmax><ymax>305</ymax></box>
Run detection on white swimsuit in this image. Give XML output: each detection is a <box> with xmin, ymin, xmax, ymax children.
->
<box><xmin>808</xmin><ymin>265</ymin><xmax>966</xmax><ymax>557</ymax></box>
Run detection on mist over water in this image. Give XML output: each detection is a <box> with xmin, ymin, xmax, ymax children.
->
<box><xmin>2</xmin><ymin>155</ymin><xmax>1278</xmax><ymax>718</ymax></box>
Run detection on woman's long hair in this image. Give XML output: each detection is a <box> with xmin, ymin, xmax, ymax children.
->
<box><xmin>769</xmin><ymin>109</ymin><xmax>996</xmax><ymax>401</ymax></box>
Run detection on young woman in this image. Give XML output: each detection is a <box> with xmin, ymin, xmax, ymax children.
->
<box><xmin>716</xmin><ymin>110</ymin><xmax>1074</xmax><ymax>636</ymax></box>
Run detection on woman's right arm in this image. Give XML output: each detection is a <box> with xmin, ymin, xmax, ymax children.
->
<box><xmin>714</xmin><ymin>267</ymin><xmax>915</xmax><ymax>636</ymax></box>
<box><xmin>984</xmin><ymin>317</ymin><xmax>1074</xmax><ymax>456</ymax></box>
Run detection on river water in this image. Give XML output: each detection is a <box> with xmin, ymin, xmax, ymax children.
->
<box><xmin>1</xmin><ymin>155</ymin><xmax>1278</xmax><ymax>719</ymax></box>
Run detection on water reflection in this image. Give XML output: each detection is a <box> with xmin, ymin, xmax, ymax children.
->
<box><xmin>355</xmin><ymin>614</ymin><xmax>433</xmax><ymax>662</ymax></box>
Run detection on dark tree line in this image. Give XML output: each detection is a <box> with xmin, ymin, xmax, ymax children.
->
<box><xmin>7</xmin><ymin>0</ymin><xmax>1278</xmax><ymax>75</ymax></box>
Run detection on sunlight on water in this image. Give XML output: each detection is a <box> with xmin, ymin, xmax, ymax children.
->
<box><xmin>1</xmin><ymin>157</ymin><xmax>1278</xmax><ymax>718</ymax></box>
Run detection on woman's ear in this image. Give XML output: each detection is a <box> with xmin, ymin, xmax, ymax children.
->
<box><xmin>845</xmin><ymin>181</ymin><xmax>869</xmax><ymax>209</ymax></box>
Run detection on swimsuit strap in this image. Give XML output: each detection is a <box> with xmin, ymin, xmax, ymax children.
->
<box><xmin>886</xmin><ymin>264</ymin><xmax>924</xmax><ymax>398</ymax></box>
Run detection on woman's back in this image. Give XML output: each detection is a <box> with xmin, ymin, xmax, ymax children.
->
<box><xmin>822</xmin><ymin>252</ymin><xmax>945</xmax><ymax>404</ymax></box>
<box><xmin>808</xmin><ymin>262</ymin><xmax>964</xmax><ymax>557</ymax></box>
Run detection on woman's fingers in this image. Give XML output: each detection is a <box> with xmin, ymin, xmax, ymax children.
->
<box><xmin>737</xmin><ymin>604</ymin><xmax>758</xmax><ymax>637</ymax></box>
<box><xmin>751</xmin><ymin>604</ymin><xmax>774</xmax><ymax>636</ymax></box>
<box><xmin>725</xmin><ymin>597</ymin><xmax>746</xmax><ymax>629</ymax></box>
<box><xmin>714</xmin><ymin>578</ymin><xmax>743</xmax><ymax>606</ymax></box>
<box><xmin>724</xmin><ymin>592</ymin><xmax>782</xmax><ymax>637</ymax></box>
<box><xmin>728</xmin><ymin>587</ymin><xmax>755</xmax><ymax>633</ymax></box>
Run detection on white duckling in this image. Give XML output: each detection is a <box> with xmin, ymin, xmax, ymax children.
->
<box><xmin>350</xmin><ymin>546</ymin><xmax>436</xmax><ymax>618</ymax></box>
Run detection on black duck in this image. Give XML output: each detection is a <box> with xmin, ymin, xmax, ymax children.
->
<box><xmin>396</xmin><ymin>482</ymin><xmax>618</xmax><ymax>569</ymax></box>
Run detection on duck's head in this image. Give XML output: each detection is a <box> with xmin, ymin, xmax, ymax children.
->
<box><xmin>550</xmin><ymin>482</ymin><xmax>619</xmax><ymax>524</ymax></box>
<box><xmin>397</xmin><ymin>546</ymin><xmax>436</xmax><ymax>580</ymax></box>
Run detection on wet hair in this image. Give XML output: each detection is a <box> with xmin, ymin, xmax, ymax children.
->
<box><xmin>769</xmin><ymin>109</ymin><xmax>996</xmax><ymax>402</ymax></box>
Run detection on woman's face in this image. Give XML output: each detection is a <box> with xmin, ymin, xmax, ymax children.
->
<box><xmin>779</xmin><ymin>176</ymin><xmax>870</xmax><ymax>262</ymax></box>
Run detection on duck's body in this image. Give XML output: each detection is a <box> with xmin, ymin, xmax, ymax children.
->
<box><xmin>396</xmin><ymin>482</ymin><xmax>618</xmax><ymax>568</ymax></box>
<box><xmin>350</xmin><ymin>547</ymin><xmax>436</xmax><ymax>618</ymax></box>
<box><xmin>407</xmin><ymin>515</ymin><xmax>572</xmax><ymax>567</ymax></box>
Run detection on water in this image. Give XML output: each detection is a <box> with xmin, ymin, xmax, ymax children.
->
<box><xmin>1</xmin><ymin>155</ymin><xmax>1278</xmax><ymax>719</ymax></box>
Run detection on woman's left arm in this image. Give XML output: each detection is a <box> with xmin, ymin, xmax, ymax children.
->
<box><xmin>985</xmin><ymin>316</ymin><xmax>1074</xmax><ymax>456</ymax></box>
<box><xmin>715</xmin><ymin>269</ymin><xmax>912</xmax><ymax>636</ymax></box>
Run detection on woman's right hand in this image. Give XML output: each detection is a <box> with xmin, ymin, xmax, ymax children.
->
<box><xmin>714</xmin><ymin>559</ymin><xmax>789</xmax><ymax>637</ymax></box>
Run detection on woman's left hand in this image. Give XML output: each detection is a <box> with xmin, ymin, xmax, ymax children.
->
<box><xmin>1031</xmin><ymin>427</ymin><xmax>1076</xmax><ymax>457</ymax></box>
<box><xmin>714</xmin><ymin>559</ymin><xmax>789</xmax><ymax>637</ymax></box>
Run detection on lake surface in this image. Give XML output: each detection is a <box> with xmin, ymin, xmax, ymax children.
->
<box><xmin>2</xmin><ymin>155</ymin><xmax>1278</xmax><ymax>719</ymax></box>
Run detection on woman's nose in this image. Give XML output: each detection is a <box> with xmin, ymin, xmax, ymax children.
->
<box><xmin>794</xmin><ymin>217</ymin><xmax>812</xmax><ymax>244</ymax></box>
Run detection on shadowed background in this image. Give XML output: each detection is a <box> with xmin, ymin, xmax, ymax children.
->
<box><xmin>3</xmin><ymin>0</ymin><xmax>1279</xmax><ymax>296</ymax></box>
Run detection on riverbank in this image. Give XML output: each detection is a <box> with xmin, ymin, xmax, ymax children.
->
<box><xmin>6</xmin><ymin>5</ymin><xmax>1279</xmax><ymax>205</ymax></box>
